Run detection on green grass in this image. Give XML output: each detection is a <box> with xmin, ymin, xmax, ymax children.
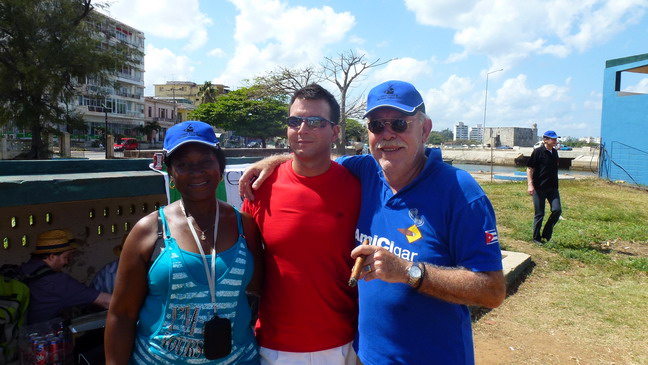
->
<box><xmin>474</xmin><ymin>178</ymin><xmax>648</xmax><ymax>363</ymax></box>
<box><xmin>483</xmin><ymin>179</ymin><xmax>648</xmax><ymax>273</ymax></box>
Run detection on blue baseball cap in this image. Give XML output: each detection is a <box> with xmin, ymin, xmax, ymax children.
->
<box><xmin>543</xmin><ymin>130</ymin><xmax>560</xmax><ymax>139</ymax></box>
<box><xmin>364</xmin><ymin>80</ymin><xmax>425</xmax><ymax>118</ymax></box>
<box><xmin>164</xmin><ymin>121</ymin><xmax>220</xmax><ymax>157</ymax></box>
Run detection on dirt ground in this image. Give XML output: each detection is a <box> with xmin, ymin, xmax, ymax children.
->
<box><xmin>472</xmin><ymin>239</ymin><xmax>648</xmax><ymax>365</ymax></box>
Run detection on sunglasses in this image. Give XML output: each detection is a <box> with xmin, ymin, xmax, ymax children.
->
<box><xmin>286</xmin><ymin>116</ymin><xmax>334</xmax><ymax>129</ymax></box>
<box><xmin>367</xmin><ymin>119</ymin><xmax>415</xmax><ymax>134</ymax></box>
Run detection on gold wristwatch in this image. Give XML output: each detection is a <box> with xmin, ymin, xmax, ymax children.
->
<box><xmin>407</xmin><ymin>262</ymin><xmax>423</xmax><ymax>288</ymax></box>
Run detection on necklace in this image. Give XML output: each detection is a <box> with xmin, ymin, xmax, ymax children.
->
<box><xmin>180</xmin><ymin>200</ymin><xmax>217</xmax><ymax>240</ymax></box>
<box><xmin>196</xmin><ymin>222</ymin><xmax>216</xmax><ymax>240</ymax></box>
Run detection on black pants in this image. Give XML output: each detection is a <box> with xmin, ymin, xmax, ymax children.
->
<box><xmin>532</xmin><ymin>188</ymin><xmax>562</xmax><ymax>241</ymax></box>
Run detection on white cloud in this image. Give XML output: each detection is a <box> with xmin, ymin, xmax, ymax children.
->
<box><xmin>424</xmin><ymin>75</ymin><xmax>479</xmax><ymax>128</ymax></box>
<box><xmin>207</xmin><ymin>48</ymin><xmax>226</xmax><ymax>58</ymax></box>
<box><xmin>422</xmin><ymin>73</ymin><xmax>580</xmax><ymax>132</ymax></box>
<box><xmin>446</xmin><ymin>51</ymin><xmax>469</xmax><ymax>63</ymax></box>
<box><xmin>371</xmin><ymin>58</ymin><xmax>431</xmax><ymax>85</ymax></box>
<box><xmin>144</xmin><ymin>45</ymin><xmax>195</xmax><ymax>95</ymax></box>
<box><xmin>584</xmin><ymin>92</ymin><xmax>602</xmax><ymax>111</ymax></box>
<box><xmin>404</xmin><ymin>0</ymin><xmax>648</xmax><ymax>68</ymax></box>
<box><xmin>216</xmin><ymin>0</ymin><xmax>355</xmax><ymax>87</ymax></box>
<box><xmin>625</xmin><ymin>77</ymin><xmax>648</xmax><ymax>93</ymax></box>
<box><xmin>105</xmin><ymin>0</ymin><xmax>213</xmax><ymax>50</ymax></box>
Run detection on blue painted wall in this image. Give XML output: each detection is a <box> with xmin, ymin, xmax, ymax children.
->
<box><xmin>600</xmin><ymin>53</ymin><xmax>648</xmax><ymax>186</ymax></box>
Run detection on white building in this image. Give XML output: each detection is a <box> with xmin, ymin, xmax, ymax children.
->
<box><xmin>469</xmin><ymin>124</ymin><xmax>483</xmax><ymax>142</ymax></box>
<box><xmin>454</xmin><ymin>122</ymin><xmax>469</xmax><ymax>140</ymax></box>
<box><xmin>579</xmin><ymin>136</ymin><xmax>601</xmax><ymax>144</ymax></box>
<box><xmin>73</xmin><ymin>12</ymin><xmax>145</xmax><ymax>141</ymax></box>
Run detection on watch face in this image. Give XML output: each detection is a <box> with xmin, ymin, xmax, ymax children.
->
<box><xmin>409</xmin><ymin>264</ymin><xmax>422</xmax><ymax>278</ymax></box>
<box><xmin>408</xmin><ymin>263</ymin><xmax>422</xmax><ymax>286</ymax></box>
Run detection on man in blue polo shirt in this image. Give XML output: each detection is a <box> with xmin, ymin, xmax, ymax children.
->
<box><xmin>240</xmin><ymin>80</ymin><xmax>506</xmax><ymax>365</ymax></box>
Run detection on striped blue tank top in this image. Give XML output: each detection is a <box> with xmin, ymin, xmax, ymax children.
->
<box><xmin>132</xmin><ymin>207</ymin><xmax>259</xmax><ymax>364</ymax></box>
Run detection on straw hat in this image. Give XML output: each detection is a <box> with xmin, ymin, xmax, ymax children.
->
<box><xmin>33</xmin><ymin>229</ymin><xmax>78</xmax><ymax>255</ymax></box>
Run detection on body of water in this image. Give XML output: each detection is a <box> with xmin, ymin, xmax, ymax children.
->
<box><xmin>453</xmin><ymin>163</ymin><xmax>598</xmax><ymax>177</ymax></box>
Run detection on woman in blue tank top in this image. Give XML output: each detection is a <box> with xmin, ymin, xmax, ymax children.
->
<box><xmin>105</xmin><ymin>121</ymin><xmax>264</xmax><ymax>364</ymax></box>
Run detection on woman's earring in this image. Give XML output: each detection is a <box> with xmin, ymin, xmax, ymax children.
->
<box><xmin>169</xmin><ymin>178</ymin><xmax>176</xmax><ymax>189</ymax></box>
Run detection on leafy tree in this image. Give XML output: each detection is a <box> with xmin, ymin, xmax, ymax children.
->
<box><xmin>322</xmin><ymin>49</ymin><xmax>392</xmax><ymax>154</ymax></box>
<box><xmin>427</xmin><ymin>131</ymin><xmax>446</xmax><ymax>145</ymax></box>
<box><xmin>345</xmin><ymin>118</ymin><xmax>366</xmax><ymax>143</ymax></box>
<box><xmin>427</xmin><ymin>129</ymin><xmax>455</xmax><ymax>145</ymax></box>
<box><xmin>0</xmin><ymin>0</ymin><xmax>135</xmax><ymax>158</ymax></box>
<box><xmin>190</xmin><ymin>86</ymin><xmax>287</xmax><ymax>148</ymax></box>
<box><xmin>440</xmin><ymin>128</ymin><xmax>454</xmax><ymax>141</ymax></box>
<box><xmin>197</xmin><ymin>81</ymin><xmax>218</xmax><ymax>104</ymax></box>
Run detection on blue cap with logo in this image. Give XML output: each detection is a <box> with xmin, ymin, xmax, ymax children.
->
<box><xmin>164</xmin><ymin>121</ymin><xmax>219</xmax><ymax>157</ymax></box>
<box><xmin>543</xmin><ymin>130</ymin><xmax>560</xmax><ymax>139</ymax></box>
<box><xmin>364</xmin><ymin>80</ymin><xmax>425</xmax><ymax>118</ymax></box>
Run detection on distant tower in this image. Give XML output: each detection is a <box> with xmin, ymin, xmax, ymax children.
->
<box><xmin>454</xmin><ymin>122</ymin><xmax>469</xmax><ymax>141</ymax></box>
<box><xmin>532</xmin><ymin>123</ymin><xmax>538</xmax><ymax>141</ymax></box>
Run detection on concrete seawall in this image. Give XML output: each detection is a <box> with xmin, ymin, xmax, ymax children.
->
<box><xmin>126</xmin><ymin>146</ymin><xmax>599</xmax><ymax>171</ymax></box>
<box><xmin>440</xmin><ymin>146</ymin><xmax>599</xmax><ymax>171</ymax></box>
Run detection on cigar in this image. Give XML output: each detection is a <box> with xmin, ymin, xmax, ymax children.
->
<box><xmin>348</xmin><ymin>239</ymin><xmax>370</xmax><ymax>287</ymax></box>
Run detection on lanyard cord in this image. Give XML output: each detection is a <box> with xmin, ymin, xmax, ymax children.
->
<box><xmin>182</xmin><ymin>200</ymin><xmax>220</xmax><ymax>316</ymax></box>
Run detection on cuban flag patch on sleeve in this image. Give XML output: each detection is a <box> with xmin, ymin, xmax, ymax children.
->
<box><xmin>485</xmin><ymin>229</ymin><xmax>499</xmax><ymax>245</ymax></box>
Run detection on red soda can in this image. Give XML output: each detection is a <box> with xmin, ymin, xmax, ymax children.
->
<box><xmin>33</xmin><ymin>340</ymin><xmax>48</xmax><ymax>365</ymax></box>
<box><xmin>49</xmin><ymin>337</ymin><xmax>62</xmax><ymax>364</ymax></box>
<box><xmin>153</xmin><ymin>152</ymin><xmax>164</xmax><ymax>170</ymax></box>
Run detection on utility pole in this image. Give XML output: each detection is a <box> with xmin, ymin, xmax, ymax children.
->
<box><xmin>103</xmin><ymin>98</ymin><xmax>111</xmax><ymax>159</ymax></box>
<box><xmin>172</xmin><ymin>87</ymin><xmax>177</xmax><ymax>123</ymax></box>
<box><xmin>483</xmin><ymin>68</ymin><xmax>503</xmax><ymax>182</ymax></box>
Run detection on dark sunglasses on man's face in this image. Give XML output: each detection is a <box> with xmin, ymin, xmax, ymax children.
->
<box><xmin>286</xmin><ymin>116</ymin><xmax>334</xmax><ymax>129</ymax></box>
<box><xmin>367</xmin><ymin>119</ymin><xmax>414</xmax><ymax>134</ymax></box>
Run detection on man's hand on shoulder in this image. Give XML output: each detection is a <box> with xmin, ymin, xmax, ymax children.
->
<box><xmin>239</xmin><ymin>154</ymin><xmax>292</xmax><ymax>201</ymax></box>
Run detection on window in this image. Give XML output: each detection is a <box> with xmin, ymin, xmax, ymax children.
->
<box><xmin>114</xmin><ymin>100</ymin><xmax>127</xmax><ymax>114</ymax></box>
<box><xmin>615</xmin><ymin>69</ymin><xmax>648</xmax><ymax>95</ymax></box>
<box><xmin>148</xmin><ymin>106</ymin><xmax>152</xmax><ymax>117</ymax></box>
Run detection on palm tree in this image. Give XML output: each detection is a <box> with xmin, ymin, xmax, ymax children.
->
<box><xmin>198</xmin><ymin>81</ymin><xmax>218</xmax><ymax>104</ymax></box>
<box><xmin>135</xmin><ymin>121</ymin><xmax>162</xmax><ymax>142</ymax></box>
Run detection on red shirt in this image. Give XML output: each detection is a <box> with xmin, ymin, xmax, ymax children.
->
<box><xmin>242</xmin><ymin>161</ymin><xmax>360</xmax><ymax>352</ymax></box>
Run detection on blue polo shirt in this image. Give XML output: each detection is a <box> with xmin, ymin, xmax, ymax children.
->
<box><xmin>337</xmin><ymin>148</ymin><xmax>503</xmax><ymax>365</ymax></box>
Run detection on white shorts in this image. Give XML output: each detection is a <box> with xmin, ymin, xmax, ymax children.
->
<box><xmin>259</xmin><ymin>341</ymin><xmax>358</xmax><ymax>365</ymax></box>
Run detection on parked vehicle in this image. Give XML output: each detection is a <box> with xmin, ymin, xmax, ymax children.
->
<box><xmin>113</xmin><ymin>138</ymin><xmax>139</xmax><ymax>152</ymax></box>
<box><xmin>496</xmin><ymin>145</ymin><xmax>513</xmax><ymax>149</ymax></box>
<box><xmin>559</xmin><ymin>145</ymin><xmax>573</xmax><ymax>151</ymax></box>
<box><xmin>246</xmin><ymin>141</ymin><xmax>261</xmax><ymax>148</ymax></box>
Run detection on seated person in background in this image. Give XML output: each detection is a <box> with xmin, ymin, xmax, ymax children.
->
<box><xmin>91</xmin><ymin>234</ymin><xmax>127</xmax><ymax>294</ymax></box>
<box><xmin>20</xmin><ymin>229</ymin><xmax>112</xmax><ymax>324</ymax></box>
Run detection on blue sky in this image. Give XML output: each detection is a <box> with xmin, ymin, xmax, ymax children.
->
<box><xmin>103</xmin><ymin>0</ymin><xmax>648</xmax><ymax>139</ymax></box>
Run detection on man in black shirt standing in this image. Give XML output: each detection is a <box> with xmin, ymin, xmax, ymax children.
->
<box><xmin>526</xmin><ymin>130</ymin><xmax>562</xmax><ymax>244</ymax></box>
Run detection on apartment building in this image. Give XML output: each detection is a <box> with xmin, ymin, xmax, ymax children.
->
<box><xmin>74</xmin><ymin>12</ymin><xmax>145</xmax><ymax>141</ymax></box>
<box><xmin>468</xmin><ymin>124</ymin><xmax>483</xmax><ymax>142</ymax></box>
<box><xmin>154</xmin><ymin>81</ymin><xmax>229</xmax><ymax>106</ymax></box>
<box><xmin>454</xmin><ymin>122</ymin><xmax>469</xmax><ymax>140</ymax></box>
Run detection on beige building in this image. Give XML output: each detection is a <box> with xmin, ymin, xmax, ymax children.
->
<box><xmin>144</xmin><ymin>97</ymin><xmax>197</xmax><ymax>142</ymax></box>
<box><xmin>484</xmin><ymin>123</ymin><xmax>538</xmax><ymax>147</ymax></box>
<box><xmin>154</xmin><ymin>81</ymin><xmax>229</xmax><ymax>106</ymax></box>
